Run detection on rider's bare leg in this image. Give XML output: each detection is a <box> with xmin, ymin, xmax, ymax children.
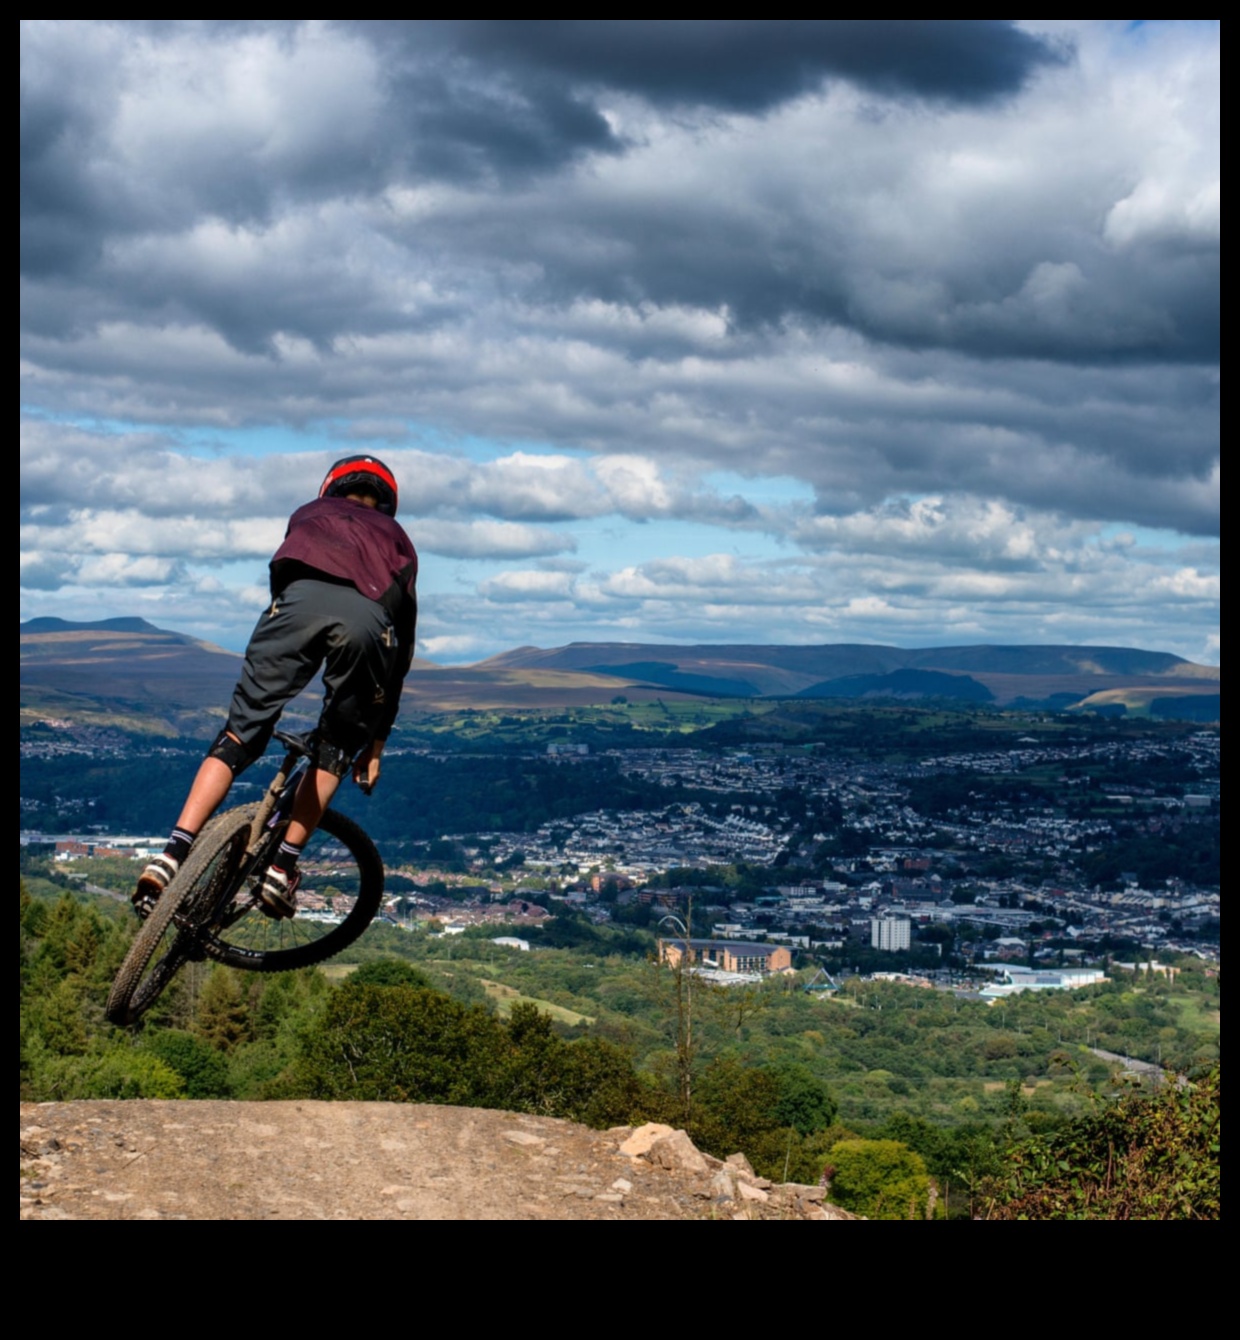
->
<box><xmin>174</xmin><ymin>755</ymin><xmax>236</xmax><ymax>835</ymax></box>
<box><xmin>133</xmin><ymin>741</ymin><xmax>239</xmax><ymax>916</ymax></box>
<box><xmin>285</xmin><ymin>766</ymin><xmax>342</xmax><ymax>848</ymax></box>
<box><xmin>258</xmin><ymin>765</ymin><xmax>342</xmax><ymax>918</ymax></box>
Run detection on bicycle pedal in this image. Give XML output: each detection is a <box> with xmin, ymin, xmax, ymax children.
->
<box><xmin>132</xmin><ymin>891</ymin><xmax>159</xmax><ymax>921</ymax></box>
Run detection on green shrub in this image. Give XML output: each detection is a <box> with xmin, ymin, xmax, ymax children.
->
<box><xmin>827</xmin><ymin>1138</ymin><xmax>932</xmax><ymax>1219</ymax></box>
<box><xmin>31</xmin><ymin>1048</ymin><xmax>186</xmax><ymax>1101</ymax></box>
<box><xmin>143</xmin><ymin>1029</ymin><xmax>231</xmax><ymax>1098</ymax></box>
<box><xmin>290</xmin><ymin>983</ymin><xmax>643</xmax><ymax>1128</ymax></box>
<box><xmin>985</xmin><ymin>1066</ymin><xmax>1220</xmax><ymax>1220</ymax></box>
<box><xmin>348</xmin><ymin>959</ymin><xmax>432</xmax><ymax>989</ymax></box>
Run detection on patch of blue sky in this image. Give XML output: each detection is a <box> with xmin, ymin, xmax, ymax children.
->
<box><xmin>277</xmin><ymin>423</ymin><xmax>566</xmax><ymax>463</ymax></box>
<box><xmin>192</xmin><ymin>557</ymin><xmax>270</xmax><ymax>587</ymax></box>
<box><xmin>21</xmin><ymin>406</ymin><xmax>149</xmax><ymax>436</ymax></box>
<box><xmin>181</xmin><ymin>423</ymin><xmax>345</xmax><ymax>458</ymax></box>
<box><xmin>409</xmin><ymin>516</ymin><xmax>789</xmax><ymax>602</ymax></box>
<box><xmin>425</xmin><ymin>432</ymin><xmax>585</xmax><ymax>462</ymax></box>
<box><xmin>22</xmin><ymin>408</ymin><xmax>451</xmax><ymax>461</ymax></box>
<box><xmin>21</xmin><ymin>408</ymin><xmax>307</xmax><ymax>458</ymax></box>
<box><xmin>570</xmin><ymin>515</ymin><xmax>789</xmax><ymax>571</ymax></box>
<box><xmin>416</xmin><ymin>556</ymin><xmax>484</xmax><ymax>594</ymax></box>
<box><xmin>702</xmin><ymin>470</ymin><xmax>815</xmax><ymax>506</ymax></box>
<box><xmin>1124</xmin><ymin>19</ymin><xmax>1217</xmax><ymax>36</ymax></box>
<box><xmin>1097</xmin><ymin>522</ymin><xmax>1205</xmax><ymax>553</ymax></box>
<box><xmin>178</xmin><ymin>422</ymin><xmax>576</xmax><ymax>465</ymax></box>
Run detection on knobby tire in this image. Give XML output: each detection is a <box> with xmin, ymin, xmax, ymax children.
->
<box><xmin>103</xmin><ymin>813</ymin><xmax>245</xmax><ymax>1027</ymax></box>
<box><xmin>106</xmin><ymin>804</ymin><xmax>384</xmax><ymax>1024</ymax></box>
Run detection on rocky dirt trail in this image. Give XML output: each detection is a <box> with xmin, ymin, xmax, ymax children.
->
<box><xmin>20</xmin><ymin>1101</ymin><xmax>856</xmax><ymax>1221</ymax></box>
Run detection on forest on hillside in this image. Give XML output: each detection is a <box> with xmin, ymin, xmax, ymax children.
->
<box><xmin>20</xmin><ymin>881</ymin><xmax>1219</xmax><ymax>1218</ymax></box>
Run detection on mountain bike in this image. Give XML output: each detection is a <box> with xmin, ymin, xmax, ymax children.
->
<box><xmin>106</xmin><ymin>731</ymin><xmax>385</xmax><ymax>1026</ymax></box>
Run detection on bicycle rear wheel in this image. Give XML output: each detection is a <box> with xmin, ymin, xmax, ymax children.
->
<box><xmin>105</xmin><ymin>816</ymin><xmax>250</xmax><ymax>1026</ymax></box>
<box><xmin>200</xmin><ymin>804</ymin><xmax>385</xmax><ymax>973</ymax></box>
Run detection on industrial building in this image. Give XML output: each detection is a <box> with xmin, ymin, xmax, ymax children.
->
<box><xmin>658</xmin><ymin>937</ymin><xmax>793</xmax><ymax>976</ymax></box>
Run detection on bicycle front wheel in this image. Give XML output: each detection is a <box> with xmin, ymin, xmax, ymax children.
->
<box><xmin>202</xmin><ymin>805</ymin><xmax>385</xmax><ymax>973</ymax></box>
<box><xmin>105</xmin><ymin>814</ymin><xmax>250</xmax><ymax>1026</ymax></box>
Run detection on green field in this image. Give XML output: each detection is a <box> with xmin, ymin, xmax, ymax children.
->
<box><xmin>1166</xmin><ymin>991</ymin><xmax>1221</xmax><ymax>1036</ymax></box>
<box><xmin>479</xmin><ymin>977</ymin><xmax>595</xmax><ymax>1026</ymax></box>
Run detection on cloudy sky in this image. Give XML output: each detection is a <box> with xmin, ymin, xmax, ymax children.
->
<box><xmin>20</xmin><ymin>20</ymin><xmax>1219</xmax><ymax>665</ymax></box>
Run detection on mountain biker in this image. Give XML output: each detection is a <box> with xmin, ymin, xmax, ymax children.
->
<box><xmin>132</xmin><ymin>454</ymin><xmax>417</xmax><ymax>921</ymax></box>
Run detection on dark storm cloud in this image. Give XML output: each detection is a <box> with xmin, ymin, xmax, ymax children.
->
<box><xmin>21</xmin><ymin>21</ymin><xmax>1213</xmax><ymax>365</ymax></box>
<box><xmin>387</xmin><ymin>63</ymin><xmax>621</xmax><ymax>185</ymax></box>
<box><xmin>21</xmin><ymin>22</ymin><xmax>393</xmax><ymax>280</ymax></box>
<box><xmin>19</xmin><ymin>21</ymin><xmax>1220</xmax><ymax>557</ymax></box>
<box><xmin>20</xmin><ymin>33</ymin><xmax>122</xmax><ymax>279</ymax></box>
<box><xmin>376</xmin><ymin>20</ymin><xmax>1065</xmax><ymax>114</ymax></box>
<box><xmin>347</xmin><ymin>19</ymin><xmax>1064</xmax><ymax>185</ymax></box>
<box><xmin>385</xmin><ymin>167</ymin><xmax>1218</xmax><ymax>365</ymax></box>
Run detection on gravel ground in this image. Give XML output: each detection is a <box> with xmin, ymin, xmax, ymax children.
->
<box><xmin>20</xmin><ymin>1100</ymin><xmax>855</xmax><ymax>1221</ymax></box>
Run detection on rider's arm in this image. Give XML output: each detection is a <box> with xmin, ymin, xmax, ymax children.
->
<box><xmin>377</xmin><ymin>586</ymin><xmax>415</xmax><ymax>741</ymax></box>
<box><xmin>353</xmin><ymin>736</ymin><xmax>385</xmax><ymax>792</ymax></box>
<box><xmin>355</xmin><ymin>620</ymin><xmax>406</xmax><ymax>791</ymax></box>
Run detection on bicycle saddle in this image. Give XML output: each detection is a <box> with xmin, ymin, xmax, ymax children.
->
<box><xmin>273</xmin><ymin>730</ymin><xmax>317</xmax><ymax>758</ymax></box>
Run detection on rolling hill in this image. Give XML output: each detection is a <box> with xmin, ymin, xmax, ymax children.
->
<box><xmin>480</xmin><ymin>641</ymin><xmax>1219</xmax><ymax>711</ymax></box>
<box><xmin>20</xmin><ymin>618</ymin><xmax>1220</xmax><ymax>733</ymax></box>
<box><xmin>20</xmin><ymin>617</ymin><xmax>246</xmax><ymax>735</ymax></box>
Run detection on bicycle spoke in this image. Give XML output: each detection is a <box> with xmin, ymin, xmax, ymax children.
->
<box><xmin>190</xmin><ymin>804</ymin><xmax>383</xmax><ymax>973</ymax></box>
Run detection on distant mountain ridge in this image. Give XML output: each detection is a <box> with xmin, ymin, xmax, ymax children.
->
<box><xmin>485</xmin><ymin>640</ymin><xmax>1209</xmax><ymax>680</ymax></box>
<box><xmin>481</xmin><ymin>639</ymin><xmax>1218</xmax><ymax>707</ymax></box>
<box><xmin>21</xmin><ymin>616</ymin><xmax>243</xmax><ymax>735</ymax></box>
<box><xmin>796</xmin><ymin>668</ymin><xmax>995</xmax><ymax>702</ymax></box>
<box><xmin>21</xmin><ymin>616</ymin><xmax>170</xmax><ymax>636</ymax></box>
<box><xmin>20</xmin><ymin>618</ymin><xmax>1219</xmax><ymax>730</ymax></box>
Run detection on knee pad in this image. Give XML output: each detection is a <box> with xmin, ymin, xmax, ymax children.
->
<box><xmin>207</xmin><ymin>729</ymin><xmax>259</xmax><ymax>777</ymax></box>
<box><xmin>314</xmin><ymin>735</ymin><xmax>355</xmax><ymax>779</ymax></box>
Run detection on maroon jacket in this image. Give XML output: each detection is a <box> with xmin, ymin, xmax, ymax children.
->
<box><xmin>270</xmin><ymin>495</ymin><xmax>418</xmax><ymax>738</ymax></box>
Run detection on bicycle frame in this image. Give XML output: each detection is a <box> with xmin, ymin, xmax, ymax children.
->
<box><xmin>246</xmin><ymin>746</ymin><xmax>306</xmax><ymax>854</ymax></box>
<box><xmin>187</xmin><ymin>741</ymin><xmax>312</xmax><ymax>939</ymax></box>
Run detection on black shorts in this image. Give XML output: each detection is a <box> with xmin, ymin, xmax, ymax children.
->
<box><xmin>225</xmin><ymin>578</ymin><xmax>398</xmax><ymax>771</ymax></box>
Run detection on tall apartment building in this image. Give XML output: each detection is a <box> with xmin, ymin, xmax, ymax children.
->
<box><xmin>871</xmin><ymin>915</ymin><xmax>912</xmax><ymax>952</ymax></box>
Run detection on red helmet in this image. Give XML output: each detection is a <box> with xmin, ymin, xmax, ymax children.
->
<box><xmin>318</xmin><ymin>455</ymin><xmax>399</xmax><ymax>516</ymax></box>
